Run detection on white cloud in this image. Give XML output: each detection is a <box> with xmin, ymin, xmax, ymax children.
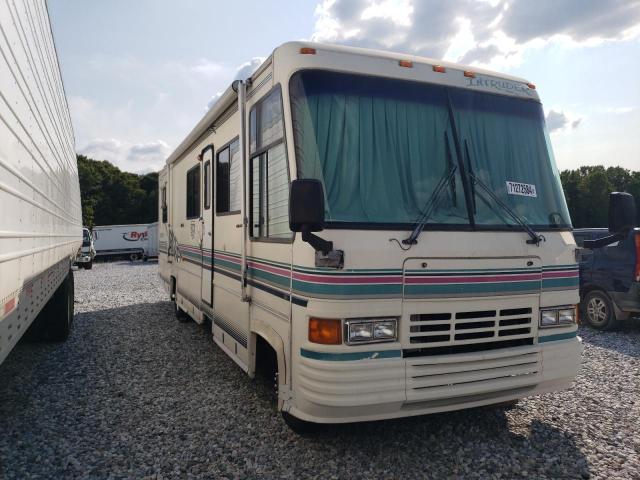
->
<box><xmin>190</xmin><ymin>59</ymin><xmax>225</xmax><ymax>78</ymax></box>
<box><xmin>78</xmin><ymin>137</ymin><xmax>170</xmax><ymax>173</ymax></box>
<box><xmin>546</xmin><ymin>109</ymin><xmax>582</xmax><ymax>133</ymax></box>
<box><xmin>204</xmin><ymin>57</ymin><xmax>267</xmax><ymax>111</ymax></box>
<box><xmin>234</xmin><ymin>57</ymin><xmax>266</xmax><ymax>81</ymax></box>
<box><xmin>604</xmin><ymin>106</ymin><xmax>636</xmax><ymax>114</ymax></box>
<box><xmin>311</xmin><ymin>0</ymin><xmax>640</xmax><ymax>69</ymax></box>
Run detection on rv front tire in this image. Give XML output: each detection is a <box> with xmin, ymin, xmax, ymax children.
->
<box><xmin>281</xmin><ymin>412</ymin><xmax>320</xmax><ymax>435</ymax></box>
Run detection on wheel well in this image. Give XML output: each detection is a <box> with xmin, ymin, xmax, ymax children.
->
<box><xmin>254</xmin><ymin>334</ymin><xmax>278</xmax><ymax>380</ymax></box>
<box><xmin>580</xmin><ymin>285</ymin><xmax>609</xmax><ymax>302</ymax></box>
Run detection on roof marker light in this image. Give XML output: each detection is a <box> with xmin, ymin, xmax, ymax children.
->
<box><xmin>399</xmin><ymin>60</ymin><xmax>413</xmax><ymax>68</ymax></box>
<box><xmin>300</xmin><ymin>47</ymin><xmax>316</xmax><ymax>55</ymax></box>
<box><xmin>433</xmin><ymin>65</ymin><xmax>446</xmax><ymax>73</ymax></box>
<box><xmin>464</xmin><ymin>71</ymin><xmax>476</xmax><ymax>78</ymax></box>
<box><xmin>527</xmin><ymin>83</ymin><xmax>536</xmax><ymax>89</ymax></box>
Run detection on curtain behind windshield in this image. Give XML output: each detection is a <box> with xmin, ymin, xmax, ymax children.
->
<box><xmin>450</xmin><ymin>90</ymin><xmax>571</xmax><ymax>227</ymax></box>
<box><xmin>290</xmin><ymin>70</ymin><xmax>467</xmax><ymax>224</ymax></box>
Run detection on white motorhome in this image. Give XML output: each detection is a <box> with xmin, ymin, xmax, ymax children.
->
<box><xmin>159</xmin><ymin>42</ymin><xmax>582</xmax><ymax>430</ymax></box>
<box><xmin>0</xmin><ymin>0</ymin><xmax>82</xmax><ymax>365</ymax></box>
<box><xmin>93</xmin><ymin>223</ymin><xmax>149</xmax><ymax>261</ymax></box>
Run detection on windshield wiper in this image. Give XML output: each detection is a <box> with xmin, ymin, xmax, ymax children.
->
<box><xmin>403</xmin><ymin>133</ymin><xmax>457</xmax><ymax>245</ymax></box>
<box><xmin>463</xmin><ymin>140</ymin><xmax>545</xmax><ymax>246</ymax></box>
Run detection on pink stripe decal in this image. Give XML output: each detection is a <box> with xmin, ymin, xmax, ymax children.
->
<box><xmin>405</xmin><ymin>273</ymin><xmax>542</xmax><ymax>285</ymax></box>
<box><xmin>542</xmin><ymin>271</ymin><xmax>579</xmax><ymax>278</ymax></box>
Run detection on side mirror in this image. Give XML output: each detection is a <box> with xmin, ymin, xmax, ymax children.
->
<box><xmin>584</xmin><ymin>192</ymin><xmax>636</xmax><ymax>249</ymax></box>
<box><xmin>289</xmin><ymin>179</ymin><xmax>325</xmax><ymax>232</ymax></box>
<box><xmin>608</xmin><ymin>192</ymin><xmax>636</xmax><ymax>234</ymax></box>
<box><xmin>289</xmin><ymin>179</ymin><xmax>334</xmax><ymax>255</ymax></box>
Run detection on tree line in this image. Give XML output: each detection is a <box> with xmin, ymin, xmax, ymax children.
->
<box><xmin>78</xmin><ymin>155</ymin><xmax>158</xmax><ymax>228</ymax></box>
<box><xmin>77</xmin><ymin>155</ymin><xmax>639</xmax><ymax>229</ymax></box>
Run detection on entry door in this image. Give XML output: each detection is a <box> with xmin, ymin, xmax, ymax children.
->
<box><xmin>201</xmin><ymin>145</ymin><xmax>214</xmax><ymax>307</ymax></box>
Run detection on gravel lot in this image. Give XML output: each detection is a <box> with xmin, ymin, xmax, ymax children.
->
<box><xmin>1</xmin><ymin>261</ymin><xmax>639</xmax><ymax>479</ymax></box>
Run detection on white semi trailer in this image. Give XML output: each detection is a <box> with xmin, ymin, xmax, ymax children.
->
<box><xmin>0</xmin><ymin>0</ymin><xmax>82</xmax><ymax>365</ymax></box>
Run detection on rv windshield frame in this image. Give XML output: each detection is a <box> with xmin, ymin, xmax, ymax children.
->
<box><xmin>288</xmin><ymin>68</ymin><xmax>572</xmax><ymax>232</ymax></box>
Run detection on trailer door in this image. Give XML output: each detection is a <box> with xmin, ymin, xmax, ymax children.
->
<box><xmin>201</xmin><ymin>146</ymin><xmax>214</xmax><ymax>307</ymax></box>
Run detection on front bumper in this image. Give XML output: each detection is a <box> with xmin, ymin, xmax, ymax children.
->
<box><xmin>287</xmin><ymin>336</ymin><xmax>582</xmax><ymax>423</ymax></box>
<box><xmin>75</xmin><ymin>254</ymin><xmax>93</xmax><ymax>263</ymax></box>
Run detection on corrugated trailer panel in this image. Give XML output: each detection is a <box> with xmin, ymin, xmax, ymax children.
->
<box><xmin>0</xmin><ymin>0</ymin><xmax>82</xmax><ymax>364</ymax></box>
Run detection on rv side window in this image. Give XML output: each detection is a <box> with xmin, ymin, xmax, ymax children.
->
<box><xmin>161</xmin><ymin>186</ymin><xmax>168</xmax><ymax>223</ymax></box>
<box><xmin>216</xmin><ymin>138</ymin><xmax>241</xmax><ymax>214</ymax></box>
<box><xmin>249</xmin><ymin>87</ymin><xmax>292</xmax><ymax>240</ymax></box>
<box><xmin>186</xmin><ymin>165</ymin><xmax>201</xmax><ymax>219</ymax></box>
<box><xmin>204</xmin><ymin>160</ymin><xmax>211</xmax><ymax>210</ymax></box>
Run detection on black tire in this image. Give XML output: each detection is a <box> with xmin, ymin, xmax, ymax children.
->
<box><xmin>171</xmin><ymin>279</ymin><xmax>189</xmax><ymax>322</ymax></box>
<box><xmin>281</xmin><ymin>412</ymin><xmax>321</xmax><ymax>435</ymax></box>
<box><xmin>28</xmin><ymin>269</ymin><xmax>74</xmax><ymax>341</ymax></box>
<box><xmin>582</xmin><ymin>290</ymin><xmax>617</xmax><ymax>330</ymax></box>
<box><xmin>84</xmin><ymin>261</ymin><xmax>93</xmax><ymax>270</ymax></box>
<box><xmin>143</xmin><ymin>256</ymin><xmax>149</xmax><ymax>262</ymax></box>
<box><xmin>130</xmin><ymin>253</ymin><xmax>139</xmax><ymax>262</ymax></box>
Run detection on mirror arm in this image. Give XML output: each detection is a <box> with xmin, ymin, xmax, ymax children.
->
<box><xmin>583</xmin><ymin>232</ymin><xmax>625</xmax><ymax>249</ymax></box>
<box><xmin>301</xmin><ymin>227</ymin><xmax>333</xmax><ymax>255</ymax></box>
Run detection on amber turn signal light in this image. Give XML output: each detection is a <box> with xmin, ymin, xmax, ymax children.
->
<box><xmin>309</xmin><ymin>317</ymin><xmax>342</xmax><ymax>344</ymax></box>
<box><xmin>300</xmin><ymin>47</ymin><xmax>316</xmax><ymax>55</ymax></box>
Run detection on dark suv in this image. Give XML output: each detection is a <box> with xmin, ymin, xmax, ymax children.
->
<box><xmin>573</xmin><ymin>227</ymin><xmax>640</xmax><ymax>329</ymax></box>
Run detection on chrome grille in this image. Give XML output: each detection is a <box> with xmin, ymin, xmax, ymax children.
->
<box><xmin>407</xmin><ymin>307</ymin><xmax>534</xmax><ymax>355</ymax></box>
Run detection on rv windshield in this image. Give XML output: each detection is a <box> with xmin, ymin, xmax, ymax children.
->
<box><xmin>289</xmin><ymin>70</ymin><xmax>571</xmax><ymax>229</ymax></box>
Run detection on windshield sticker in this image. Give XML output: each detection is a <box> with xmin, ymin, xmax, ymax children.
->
<box><xmin>506</xmin><ymin>181</ymin><xmax>537</xmax><ymax>197</ymax></box>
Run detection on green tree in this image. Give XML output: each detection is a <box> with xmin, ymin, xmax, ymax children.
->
<box><xmin>560</xmin><ymin>166</ymin><xmax>640</xmax><ymax>228</ymax></box>
<box><xmin>77</xmin><ymin>155</ymin><xmax>158</xmax><ymax>227</ymax></box>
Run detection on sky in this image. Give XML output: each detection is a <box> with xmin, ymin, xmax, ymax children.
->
<box><xmin>48</xmin><ymin>0</ymin><xmax>640</xmax><ymax>174</ymax></box>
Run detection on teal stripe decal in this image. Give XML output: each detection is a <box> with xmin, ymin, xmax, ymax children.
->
<box><xmin>300</xmin><ymin>348</ymin><xmax>402</xmax><ymax>361</ymax></box>
<box><xmin>538</xmin><ymin>331</ymin><xmax>578</xmax><ymax>343</ymax></box>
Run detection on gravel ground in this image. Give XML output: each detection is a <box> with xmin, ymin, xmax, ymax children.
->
<box><xmin>1</xmin><ymin>261</ymin><xmax>639</xmax><ymax>479</ymax></box>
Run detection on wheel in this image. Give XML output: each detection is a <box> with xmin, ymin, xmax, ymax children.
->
<box><xmin>84</xmin><ymin>261</ymin><xmax>93</xmax><ymax>270</ymax></box>
<box><xmin>281</xmin><ymin>412</ymin><xmax>320</xmax><ymax>434</ymax></box>
<box><xmin>27</xmin><ymin>269</ymin><xmax>74</xmax><ymax>341</ymax></box>
<box><xmin>174</xmin><ymin>301</ymin><xmax>189</xmax><ymax>322</ymax></box>
<box><xmin>582</xmin><ymin>290</ymin><xmax>617</xmax><ymax>330</ymax></box>
<box><xmin>171</xmin><ymin>279</ymin><xmax>189</xmax><ymax>322</ymax></box>
<box><xmin>143</xmin><ymin>256</ymin><xmax>149</xmax><ymax>262</ymax></box>
<box><xmin>130</xmin><ymin>253</ymin><xmax>139</xmax><ymax>262</ymax></box>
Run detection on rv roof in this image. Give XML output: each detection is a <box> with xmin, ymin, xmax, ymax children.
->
<box><xmin>286</xmin><ymin>41</ymin><xmax>532</xmax><ymax>84</ymax></box>
<box><xmin>165</xmin><ymin>41</ymin><xmax>533</xmax><ymax>167</ymax></box>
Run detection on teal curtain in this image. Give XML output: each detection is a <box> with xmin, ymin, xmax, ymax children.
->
<box><xmin>290</xmin><ymin>71</ymin><xmax>467</xmax><ymax>224</ymax></box>
<box><xmin>450</xmin><ymin>90</ymin><xmax>571</xmax><ymax>227</ymax></box>
<box><xmin>290</xmin><ymin>70</ymin><xmax>571</xmax><ymax>228</ymax></box>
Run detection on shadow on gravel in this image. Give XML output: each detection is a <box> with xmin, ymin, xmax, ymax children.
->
<box><xmin>0</xmin><ymin>300</ymin><xmax>591</xmax><ymax>479</ymax></box>
<box><xmin>578</xmin><ymin>322</ymin><xmax>640</xmax><ymax>358</ymax></box>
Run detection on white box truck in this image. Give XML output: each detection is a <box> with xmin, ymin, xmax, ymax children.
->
<box><xmin>93</xmin><ymin>223</ymin><xmax>149</xmax><ymax>261</ymax></box>
<box><xmin>75</xmin><ymin>227</ymin><xmax>96</xmax><ymax>269</ymax></box>
<box><xmin>144</xmin><ymin>222</ymin><xmax>158</xmax><ymax>261</ymax></box>
<box><xmin>0</xmin><ymin>0</ymin><xmax>82</xmax><ymax>365</ymax></box>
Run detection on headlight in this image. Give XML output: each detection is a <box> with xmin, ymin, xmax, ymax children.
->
<box><xmin>540</xmin><ymin>306</ymin><xmax>577</xmax><ymax>328</ymax></box>
<box><xmin>540</xmin><ymin>310</ymin><xmax>558</xmax><ymax>326</ymax></box>
<box><xmin>558</xmin><ymin>307</ymin><xmax>576</xmax><ymax>324</ymax></box>
<box><xmin>346</xmin><ymin>318</ymin><xmax>397</xmax><ymax>344</ymax></box>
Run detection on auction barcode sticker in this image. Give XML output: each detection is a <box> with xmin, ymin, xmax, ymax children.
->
<box><xmin>506</xmin><ymin>181</ymin><xmax>537</xmax><ymax>197</ymax></box>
